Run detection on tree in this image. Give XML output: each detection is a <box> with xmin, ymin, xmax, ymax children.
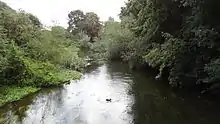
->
<box><xmin>117</xmin><ymin>0</ymin><xmax>220</xmax><ymax>92</ymax></box>
<box><xmin>67</xmin><ymin>10</ymin><xmax>102</xmax><ymax>42</ymax></box>
<box><xmin>108</xmin><ymin>16</ymin><xmax>115</xmax><ymax>21</ymax></box>
<box><xmin>1</xmin><ymin>9</ymin><xmax>40</xmax><ymax>46</ymax></box>
<box><xmin>84</xmin><ymin>12</ymin><xmax>102</xmax><ymax>42</ymax></box>
<box><xmin>67</xmin><ymin>10</ymin><xmax>85</xmax><ymax>35</ymax></box>
<box><xmin>27</xmin><ymin>13</ymin><xmax>42</xmax><ymax>28</ymax></box>
<box><xmin>0</xmin><ymin>1</ymin><xmax>13</xmax><ymax>11</ymax></box>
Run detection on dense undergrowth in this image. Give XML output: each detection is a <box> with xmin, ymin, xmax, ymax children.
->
<box><xmin>0</xmin><ymin>1</ymin><xmax>84</xmax><ymax>106</ymax></box>
<box><xmin>89</xmin><ymin>0</ymin><xmax>220</xmax><ymax>95</ymax></box>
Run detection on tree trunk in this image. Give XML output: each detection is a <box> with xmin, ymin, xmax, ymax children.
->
<box><xmin>89</xmin><ymin>36</ymin><xmax>94</xmax><ymax>43</ymax></box>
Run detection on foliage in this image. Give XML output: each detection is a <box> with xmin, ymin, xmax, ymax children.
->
<box><xmin>84</xmin><ymin>12</ymin><xmax>102</xmax><ymax>42</ymax></box>
<box><xmin>19</xmin><ymin>57</ymin><xmax>81</xmax><ymax>87</ymax></box>
<box><xmin>204</xmin><ymin>58</ymin><xmax>220</xmax><ymax>93</ymax></box>
<box><xmin>0</xmin><ymin>1</ymin><xmax>84</xmax><ymax>106</ymax></box>
<box><xmin>1</xmin><ymin>9</ymin><xmax>40</xmax><ymax>46</ymax></box>
<box><xmin>0</xmin><ymin>1</ymin><xmax>13</xmax><ymax>11</ymax></box>
<box><xmin>67</xmin><ymin>10</ymin><xmax>85</xmax><ymax>35</ymax></box>
<box><xmin>145</xmin><ymin>33</ymin><xmax>185</xmax><ymax>74</ymax></box>
<box><xmin>95</xmin><ymin>20</ymin><xmax>134</xmax><ymax>60</ymax></box>
<box><xmin>91</xmin><ymin>0</ymin><xmax>220</xmax><ymax>94</ymax></box>
<box><xmin>0</xmin><ymin>86</ymin><xmax>40</xmax><ymax>106</ymax></box>
<box><xmin>117</xmin><ymin>0</ymin><xmax>220</xmax><ymax>92</ymax></box>
<box><xmin>26</xmin><ymin>27</ymin><xmax>85</xmax><ymax>71</ymax></box>
<box><xmin>0</xmin><ymin>40</ymin><xmax>25</xmax><ymax>85</ymax></box>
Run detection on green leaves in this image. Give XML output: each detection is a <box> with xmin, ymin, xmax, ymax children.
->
<box><xmin>1</xmin><ymin>9</ymin><xmax>40</xmax><ymax>46</ymax></box>
<box><xmin>144</xmin><ymin>33</ymin><xmax>185</xmax><ymax>74</ymax></box>
<box><xmin>0</xmin><ymin>86</ymin><xmax>39</xmax><ymax>106</ymax></box>
<box><xmin>116</xmin><ymin>0</ymin><xmax>220</xmax><ymax>91</ymax></box>
<box><xmin>0</xmin><ymin>1</ymin><xmax>84</xmax><ymax>88</ymax></box>
<box><xmin>67</xmin><ymin>10</ymin><xmax>85</xmax><ymax>34</ymax></box>
<box><xmin>0</xmin><ymin>1</ymin><xmax>86</xmax><ymax>106</ymax></box>
<box><xmin>19</xmin><ymin>57</ymin><xmax>81</xmax><ymax>87</ymax></box>
<box><xmin>205</xmin><ymin>59</ymin><xmax>220</xmax><ymax>83</ymax></box>
<box><xmin>26</xmin><ymin>26</ymin><xmax>85</xmax><ymax>71</ymax></box>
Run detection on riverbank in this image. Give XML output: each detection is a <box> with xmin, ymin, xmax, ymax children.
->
<box><xmin>0</xmin><ymin>69</ymin><xmax>82</xmax><ymax>107</ymax></box>
<box><xmin>0</xmin><ymin>1</ymin><xmax>86</xmax><ymax>107</ymax></box>
<box><xmin>0</xmin><ymin>86</ymin><xmax>40</xmax><ymax>107</ymax></box>
<box><xmin>0</xmin><ymin>80</ymin><xmax>80</xmax><ymax>107</ymax></box>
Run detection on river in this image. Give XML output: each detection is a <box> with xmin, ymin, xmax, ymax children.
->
<box><xmin>0</xmin><ymin>62</ymin><xmax>220</xmax><ymax>124</ymax></box>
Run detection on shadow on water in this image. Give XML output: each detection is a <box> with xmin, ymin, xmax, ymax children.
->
<box><xmin>130</xmin><ymin>67</ymin><xmax>220</xmax><ymax>124</ymax></box>
<box><xmin>1</xmin><ymin>61</ymin><xmax>220</xmax><ymax>124</ymax></box>
<box><xmin>0</xmin><ymin>86</ymin><xmax>65</xmax><ymax>124</ymax></box>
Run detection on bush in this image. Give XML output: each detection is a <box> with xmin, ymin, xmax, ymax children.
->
<box><xmin>19</xmin><ymin>57</ymin><xmax>81</xmax><ymax>87</ymax></box>
<box><xmin>0</xmin><ymin>86</ymin><xmax>40</xmax><ymax>106</ymax></box>
<box><xmin>89</xmin><ymin>20</ymin><xmax>135</xmax><ymax>62</ymax></box>
<box><xmin>0</xmin><ymin>39</ymin><xmax>25</xmax><ymax>85</ymax></box>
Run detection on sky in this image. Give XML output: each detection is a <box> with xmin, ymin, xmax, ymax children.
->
<box><xmin>2</xmin><ymin>0</ymin><xmax>126</xmax><ymax>27</ymax></box>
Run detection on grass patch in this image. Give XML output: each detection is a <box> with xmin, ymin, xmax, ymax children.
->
<box><xmin>0</xmin><ymin>86</ymin><xmax>40</xmax><ymax>107</ymax></box>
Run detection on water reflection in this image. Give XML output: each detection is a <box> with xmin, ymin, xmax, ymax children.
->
<box><xmin>0</xmin><ymin>63</ymin><xmax>134</xmax><ymax>124</ymax></box>
<box><xmin>1</xmin><ymin>62</ymin><xmax>220</xmax><ymax>124</ymax></box>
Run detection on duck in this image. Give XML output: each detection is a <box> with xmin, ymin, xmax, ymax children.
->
<box><xmin>155</xmin><ymin>74</ymin><xmax>161</xmax><ymax>80</ymax></box>
<box><xmin>106</xmin><ymin>99</ymin><xmax>112</xmax><ymax>102</ymax></box>
<box><xmin>85</xmin><ymin>62</ymin><xmax>91</xmax><ymax>67</ymax></box>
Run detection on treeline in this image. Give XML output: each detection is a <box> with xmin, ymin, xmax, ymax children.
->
<box><xmin>92</xmin><ymin>0</ymin><xmax>220</xmax><ymax>94</ymax></box>
<box><xmin>0</xmin><ymin>1</ymin><xmax>85</xmax><ymax>106</ymax></box>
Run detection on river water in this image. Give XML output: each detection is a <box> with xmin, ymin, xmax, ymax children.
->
<box><xmin>0</xmin><ymin>62</ymin><xmax>220</xmax><ymax>124</ymax></box>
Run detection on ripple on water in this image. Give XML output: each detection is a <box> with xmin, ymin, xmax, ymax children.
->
<box><xmin>1</xmin><ymin>63</ymin><xmax>220</xmax><ymax>124</ymax></box>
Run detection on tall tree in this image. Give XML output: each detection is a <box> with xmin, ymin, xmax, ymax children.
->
<box><xmin>67</xmin><ymin>10</ymin><xmax>102</xmax><ymax>42</ymax></box>
<box><xmin>67</xmin><ymin>10</ymin><xmax>85</xmax><ymax>35</ymax></box>
<box><xmin>84</xmin><ymin>12</ymin><xmax>102</xmax><ymax>42</ymax></box>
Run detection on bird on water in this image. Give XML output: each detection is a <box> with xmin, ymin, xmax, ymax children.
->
<box><xmin>106</xmin><ymin>99</ymin><xmax>112</xmax><ymax>102</ymax></box>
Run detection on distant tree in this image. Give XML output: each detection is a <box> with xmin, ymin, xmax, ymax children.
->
<box><xmin>27</xmin><ymin>13</ymin><xmax>42</xmax><ymax>28</ymax></box>
<box><xmin>67</xmin><ymin>10</ymin><xmax>85</xmax><ymax>35</ymax></box>
<box><xmin>0</xmin><ymin>1</ymin><xmax>13</xmax><ymax>10</ymax></box>
<box><xmin>84</xmin><ymin>12</ymin><xmax>102</xmax><ymax>42</ymax></box>
<box><xmin>108</xmin><ymin>16</ymin><xmax>115</xmax><ymax>21</ymax></box>
<box><xmin>51</xmin><ymin>26</ymin><xmax>69</xmax><ymax>38</ymax></box>
<box><xmin>67</xmin><ymin>10</ymin><xmax>101</xmax><ymax>42</ymax></box>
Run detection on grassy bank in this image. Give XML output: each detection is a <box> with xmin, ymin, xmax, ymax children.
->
<box><xmin>0</xmin><ymin>86</ymin><xmax>40</xmax><ymax>107</ymax></box>
<box><xmin>0</xmin><ymin>57</ymin><xmax>82</xmax><ymax>107</ymax></box>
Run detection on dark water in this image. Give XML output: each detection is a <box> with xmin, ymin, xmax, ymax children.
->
<box><xmin>1</xmin><ymin>62</ymin><xmax>220</xmax><ymax>124</ymax></box>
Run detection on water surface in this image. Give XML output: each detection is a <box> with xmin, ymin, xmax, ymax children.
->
<box><xmin>0</xmin><ymin>62</ymin><xmax>220</xmax><ymax>124</ymax></box>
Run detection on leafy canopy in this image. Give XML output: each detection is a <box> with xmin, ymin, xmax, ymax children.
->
<box><xmin>67</xmin><ymin>10</ymin><xmax>102</xmax><ymax>42</ymax></box>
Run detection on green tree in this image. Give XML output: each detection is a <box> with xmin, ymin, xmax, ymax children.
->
<box><xmin>0</xmin><ymin>1</ymin><xmax>13</xmax><ymax>10</ymax></box>
<box><xmin>84</xmin><ymin>12</ymin><xmax>102</xmax><ymax>42</ymax></box>
<box><xmin>67</xmin><ymin>10</ymin><xmax>102</xmax><ymax>42</ymax></box>
<box><xmin>27</xmin><ymin>13</ymin><xmax>42</xmax><ymax>28</ymax></box>
<box><xmin>118</xmin><ymin>0</ymin><xmax>220</xmax><ymax>92</ymax></box>
<box><xmin>67</xmin><ymin>10</ymin><xmax>85</xmax><ymax>35</ymax></box>
<box><xmin>1</xmin><ymin>9</ymin><xmax>40</xmax><ymax>46</ymax></box>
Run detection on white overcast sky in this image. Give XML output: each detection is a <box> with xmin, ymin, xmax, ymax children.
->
<box><xmin>2</xmin><ymin>0</ymin><xmax>126</xmax><ymax>27</ymax></box>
